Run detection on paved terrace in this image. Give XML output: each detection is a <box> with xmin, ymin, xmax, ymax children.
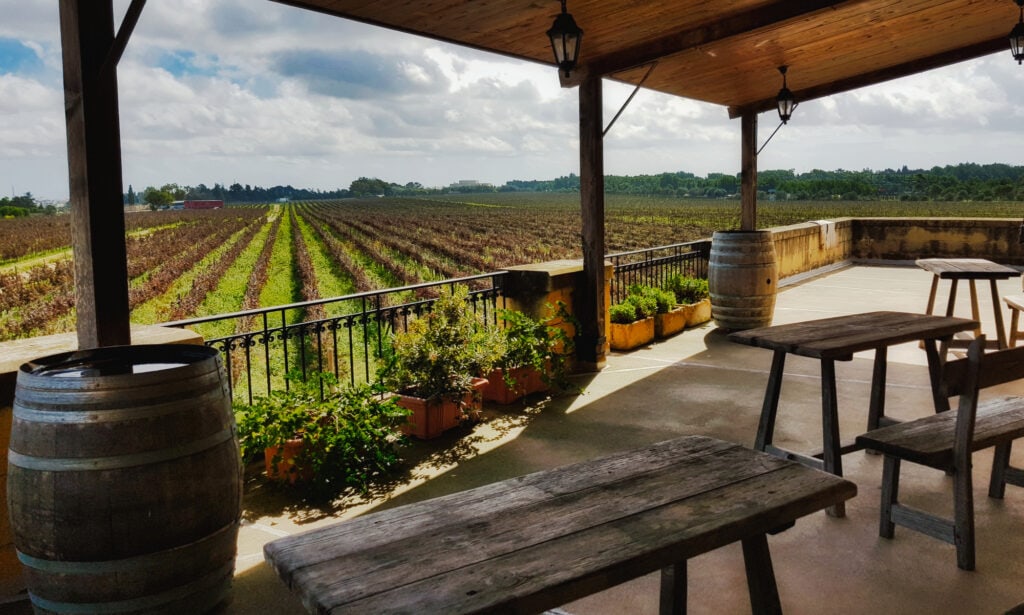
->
<box><xmin>229</xmin><ymin>264</ymin><xmax>1024</xmax><ymax>614</ymax></box>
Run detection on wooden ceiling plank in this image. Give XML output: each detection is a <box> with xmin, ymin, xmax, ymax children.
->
<box><xmin>727</xmin><ymin>36</ymin><xmax>1007</xmax><ymax>118</ymax></box>
<box><xmin>564</xmin><ymin>0</ymin><xmax>855</xmax><ymax>86</ymax></box>
<box><xmin>614</xmin><ymin>1</ymin><xmax>1008</xmax><ymax>107</ymax></box>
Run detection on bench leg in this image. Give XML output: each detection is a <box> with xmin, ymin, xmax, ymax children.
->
<box><xmin>989</xmin><ymin>442</ymin><xmax>1012</xmax><ymax>499</ymax></box>
<box><xmin>741</xmin><ymin>534</ymin><xmax>782</xmax><ymax>615</ymax></box>
<box><xmin>880</xmin><ymin>455</ymin><xmax>900</xmax><ymax>539</ymax></box>
<box><xmin>1010</xmin><ymin>306</ymin><xmax>1022</xmax><ymax>348</ymax></box>
<box><xmin>659</xmin><ymin>562</ymin><xmax>686</xmax><ymax>615</ymax></box>
<box><xmin>953</xmin><ymin>462</ymin><xmax>976</xmax><ymax>571</ymax></box>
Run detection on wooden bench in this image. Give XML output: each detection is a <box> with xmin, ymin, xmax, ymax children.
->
<box><xmin>856</xmin><ymin>336</ymin><xmax>1024</xmax><ymax>570</ymax></box>
<box><xmin>1004</xmin><ymin>294</ymin><xmax>1024</xmax><ymax>348</ymax></box>
<box><xmin>263</xmin><ymin>436</ymin><xmax>855</xmax><ymax>614</ymax></box>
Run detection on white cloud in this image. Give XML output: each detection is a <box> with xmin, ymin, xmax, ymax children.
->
<box><xmin>0</xmin><ymin>1</ymin><xmax>1022</xmax><ymax>199</ymax></box>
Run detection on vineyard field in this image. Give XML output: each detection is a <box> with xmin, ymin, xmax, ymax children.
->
<box><xmin>1</xmin><ymin>194</ymin><xmax>1021</xmax><ymax>344</ymax></box>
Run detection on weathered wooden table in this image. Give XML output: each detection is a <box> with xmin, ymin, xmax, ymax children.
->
<box><xmin>916</xmin><ymin>258</ymin><xmax>1021</xmax><ymax>350</ymax></box>
<box><xmin>729</xmin><ymin>311</ymin><xmax>976</xmax><ymax>517</ymax></box>
<box><xmin>263</xmin><ymin>436</ymin><xmax>855</xmax><ymax>614</ymax></box>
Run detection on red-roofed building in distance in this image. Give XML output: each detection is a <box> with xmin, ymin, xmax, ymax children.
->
<box><xmin>183</xmin><ymin>200</ymin><xmax>224</xmax><ymax>209</ymax></box>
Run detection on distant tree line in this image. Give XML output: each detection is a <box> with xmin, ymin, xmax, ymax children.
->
<box><xmin>123</xmin><ymin>162</ymin><xmax>1024</xmax><ymax>206</ymax></box>
<box><xmin>0</xmin><ymin>193</ymin><xmax>57</xmax><ymax>217</ymax></box>
<box><xmin>504</xmin><ymin>163</ymin><xmax>1024</xmax><ymax>202</ymax></box>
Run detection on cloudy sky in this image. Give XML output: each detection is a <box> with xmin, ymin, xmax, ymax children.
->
<box><xmin>1</xmin><ymin>1</ymin><xmax>1023</xmax><ymax>201</ymax></box>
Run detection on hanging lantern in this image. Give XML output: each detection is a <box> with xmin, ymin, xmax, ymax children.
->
<box><xmin>1011</xmin><ymin>0</ymin><xmax>1024</xmax><ymax>64</ymax></box>
<box><xmin>776</xmin><ymin>66</ymin><xmax>795</xmax><ymax>124</ymax></box>
<box><xmin>547</xmin><ymin>0</ymin><xmax>583</xmax><ymax>78</ymax></box>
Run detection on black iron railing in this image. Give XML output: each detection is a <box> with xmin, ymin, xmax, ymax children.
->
<box><xmin>608</xmin><ymin>239</ymin><xmax>711</xmax><ymax>304</ymax></box>
<box><xmin>164</xmin><ymin>273</ymin><xmax>507</xmax><ymax>404</ymax></box>
<box><xmin>165</xmin><ymin>242</ymin><xmax>711</xmax><ymax>403</ymax></box>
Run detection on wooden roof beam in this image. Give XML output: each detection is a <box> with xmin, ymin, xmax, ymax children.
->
<box><xmin>562</xmin><ymin>0</ymin><xmax>854</xmax><ymax>88</ymax></box>
<box><xmin>727</xmin><ymin>36</ymin><xmax>1009</xmax><ymax>119</ymax></box>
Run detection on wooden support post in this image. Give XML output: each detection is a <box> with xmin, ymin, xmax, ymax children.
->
<box><xmin>578</xmin><ymin>75</ymin><xmax>607</xmax><ymax>369</ymax></box>
<box><xmin>740</xmin><ymin>112</ymin><xmax>758</xmax><ymax>231</ymax></box>
<box><xmin>60</xmin><ymin>0</ymin><xmax>131</xmax><ymax>348</ymax></box>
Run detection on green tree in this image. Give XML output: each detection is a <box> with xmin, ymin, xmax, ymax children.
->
<box><xmin>143</xmin><ymin>186</ymin><xmax>173</xmax><ymax>207</ymax></box>
<box><xmin>349</xmin><ymin>177</ymin><xmax>389</xmax><ymax>197</ymax></box>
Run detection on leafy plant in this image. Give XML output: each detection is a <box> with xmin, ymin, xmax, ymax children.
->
<box><xmin>379</xmin><ymin>284</ymin><xmax>503</xmax><ymax>401</ymax></box>
<box><xmin>234</xmin><ymin>371</ymin><xmax>410</xmax><ymax>498</ymax></box>
<box><xmin>495</xmin><ymin>301</ymin><xmax>575</xmax><ymax>389</ymax></box>
<box><xmin>610</xmin><ymin>285</ymin><xmax>665</xmax><ymax>323</ymax></box>
<box><xmin>629</xmin><ymin>284</ymin><xmax>675</xmax><ymax>314</ymax></box>
<box><xmin>665</xmin><ymin>274</ymin><xmax>709</xmax><ymax>305</ymax></box>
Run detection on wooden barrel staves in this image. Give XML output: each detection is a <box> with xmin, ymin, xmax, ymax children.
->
<box><xmin>7</xmin><ymin>344</ymin><xmax>241</xmax><ymax>615</ymax></box>
<box><xmin>708</xmin><ymin>230</ymin><xmax>779</xmax><ymax>331</ymax></box>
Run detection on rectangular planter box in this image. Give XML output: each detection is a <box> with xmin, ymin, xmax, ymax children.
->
<box><xmin>686</xmin><ymin>298</ymin><xmax>712</xmax><ymax>327</ymax></box>
<box><xmin>396</xmin><ymin>378</ymin><xmax>488</xmax><ymax>439</ymax></box>
<box><xmin>484</xmin><ymin>366</ymin><xmax>549</xmax><ymax>405</ymax></box>
<box><xmin>609</xmin><ymin>317</ymin><xmax>655</xmax><ymax>351</ymax></box>
<box><xmin>655</xmin><ymin>306</ymin><xmax>694</xmax><ymax>338</ymax></box>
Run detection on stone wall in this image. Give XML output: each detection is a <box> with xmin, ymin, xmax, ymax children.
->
<box><xmin>764</xmin><ymin>217</ymin><xmax>1024</xmax><ymax>281</ymax></box>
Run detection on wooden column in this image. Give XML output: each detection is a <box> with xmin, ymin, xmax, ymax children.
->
<box><xmin>577</xmin><ymin>75</ymin><xmax>606</xmax><ymax>369</ymax></box>
<box><xmin>60</xmin><ymin>0</ymin><xmax>131</xmax><ymax>348</ymax></box>
<box><xmin>740</xmin><ymin>111</ymin><xmax>758</xmax><ymax>231</ymax></box>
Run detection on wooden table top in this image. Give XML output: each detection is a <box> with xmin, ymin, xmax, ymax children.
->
<box><xmin>728</xmin><ymin>311</ymin><xmax>978</xmax><ymax>360</ymax></box>
<box><xmin>263</xmin><ymin>436</ymin><xmax>855</xmax><ymax>614</ymax></box>
<box><xmin>916</xmin><ymin>258</ymin><xmax>1021</xmax><ymax>280</ymax></box>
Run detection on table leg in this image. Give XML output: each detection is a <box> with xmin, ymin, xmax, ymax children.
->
<box><xmin>925</xmin><ymin>275</ymin><xmax>939</xmax><ymax>315</ymax></box>
<box><xmin>923</xmin><ymin>338</ymin><xmax>951</xmax><ymax>414</ymax></box>
<box><xmin>741</xmin><ymin>534</ymin><xmax>782</xmax><ymax>615</ymax></box>
<box><xmin>945</xmin><ymin>279</ymin><xmax>959</xmax><ymax>317</ymax></box>
<box><xmin>821</xmin><ymin>358</ymin><xmax>845</xmax><ymax>517</ymax></box>
<box><xmin>968</xmin><ymin>280</ymin><xmax>982</xmax><ymax>338</ymax></box>
<box><xmin>659</xmin><ymin>561</ymin><xmax>686</xmax><ymax>615</ymax></box>
<box><xmin>990</xmin><ymin>279</ymin><xmax>1008</xmax><ymax>349</ymax></box>
<box><xmin>866</xmin><ymin>346</ymin><xmax>887</xmax><ymax>431</ymax></box>
<box><xmin>754</xmin><ymin>350</ymin><xmax>786</xmax><ymax>452</ymax></box>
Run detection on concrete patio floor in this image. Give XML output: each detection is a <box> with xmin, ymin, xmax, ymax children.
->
<box><xmin>229</xmin><ymin>263</ymin><xmax>1024</xmax><ymax>614</ymax></box>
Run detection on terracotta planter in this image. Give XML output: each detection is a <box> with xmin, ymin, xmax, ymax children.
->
<box><xmin>484</xmin><ymin>366</ymin><xmax>549</xmax><ymax>404</ymax></box>
<box><xmin>609</xmin><ymin>316</ymin><xmax>655</xmax><ymax>351</ymax></box>
<box><xmin>655</xmin><ymin>305</ymin><xmax>693</xmax><ymax>338</ymax></box>
<box><xmin>264</xmin><ymin>438</ymin><xmax>314</xmax><ymax>484</ymax></box>
<box><xmin>396</xmin><ymin>377</ymin><xmax>489</xmax><ymax>439</ymax></box>
<box><xmin>685</xmin><ymin>298</ymin><xmax>712</xmax><ymax>327</ymax></box>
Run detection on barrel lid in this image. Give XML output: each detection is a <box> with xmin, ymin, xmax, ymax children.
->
<box><xmin>19</xmin><ymin>344</ymin><xmax>218</xmax><ymax>379</ymax></box>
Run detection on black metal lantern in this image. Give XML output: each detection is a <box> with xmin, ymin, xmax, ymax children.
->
<box><xmin>547</xmin><ymin>0</ymin><xmax>583</xmax><ymax>78</ymax></box>
<box><xmin>776</xmin><ymin>65</ymin><xmax>795</xmax><ymax>124</ymax></box>
<box><xmin>1011</xmin><ymin>0</ymin><xmax>1024</xmax><ymax>64</ymax></box>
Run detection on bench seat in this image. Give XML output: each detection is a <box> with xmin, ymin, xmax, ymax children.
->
<box><xmin>263</xmin><ymin>436</ymin><xmax>855</xmax><ymax>614</ymax></box>
<box><xmin>856</xmin><ymin>397</ymin><xmax>1024</xmax><ymax>468</ymax></box>
<box><xmin>855</xmin><ymin>337</ymin><xmax>1024</xmax><ymax>570</ymax></box>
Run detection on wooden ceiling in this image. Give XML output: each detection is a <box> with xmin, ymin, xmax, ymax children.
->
<box><xmin>272</xmin><ymin>0</ymin><xmax>1016</xmax><ymax>118</ymax></box>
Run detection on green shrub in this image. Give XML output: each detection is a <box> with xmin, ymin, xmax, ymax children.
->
<box><xmin>610</xmin><ymin>286</ymin><xmax>664</xmax><ymax>323</ymax></box>
<box><xmin>610</xmin><ymin>302</ymin><xmax>640</xmax><ymax>324</ymax></box>
<box><xmin>234</xmin><ymin>372</ymin><xmax>410</xmax><ymax>498</ymax></box>
<box><xmin>379</xmin><ymin>284</ymin><xmax>503</xmax><ymax>401</ymax></box>
<box><xmin>665</xmin><ymin>274</ymin><xmax>709</xmax><ymax>304</ymax></box>
<box><xmin>626</xmin><ymin>284</ymin><xmax>667</xmax><ymax>315</ymax></box>
<box><xmin>495</xmin><ymin>302</ymin><xmax>574</xmax><ymax>388</ymax></box>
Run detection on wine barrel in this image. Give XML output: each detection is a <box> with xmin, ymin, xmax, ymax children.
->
<box><xmin>8</xmin><ymin>344</ymin><xmax>241</xmax><ymax>615</ymax></box>
<box><xmin>709</xmin><ymin>230</ymin><xmax>779</xmax><ymax>330</ymax></box>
